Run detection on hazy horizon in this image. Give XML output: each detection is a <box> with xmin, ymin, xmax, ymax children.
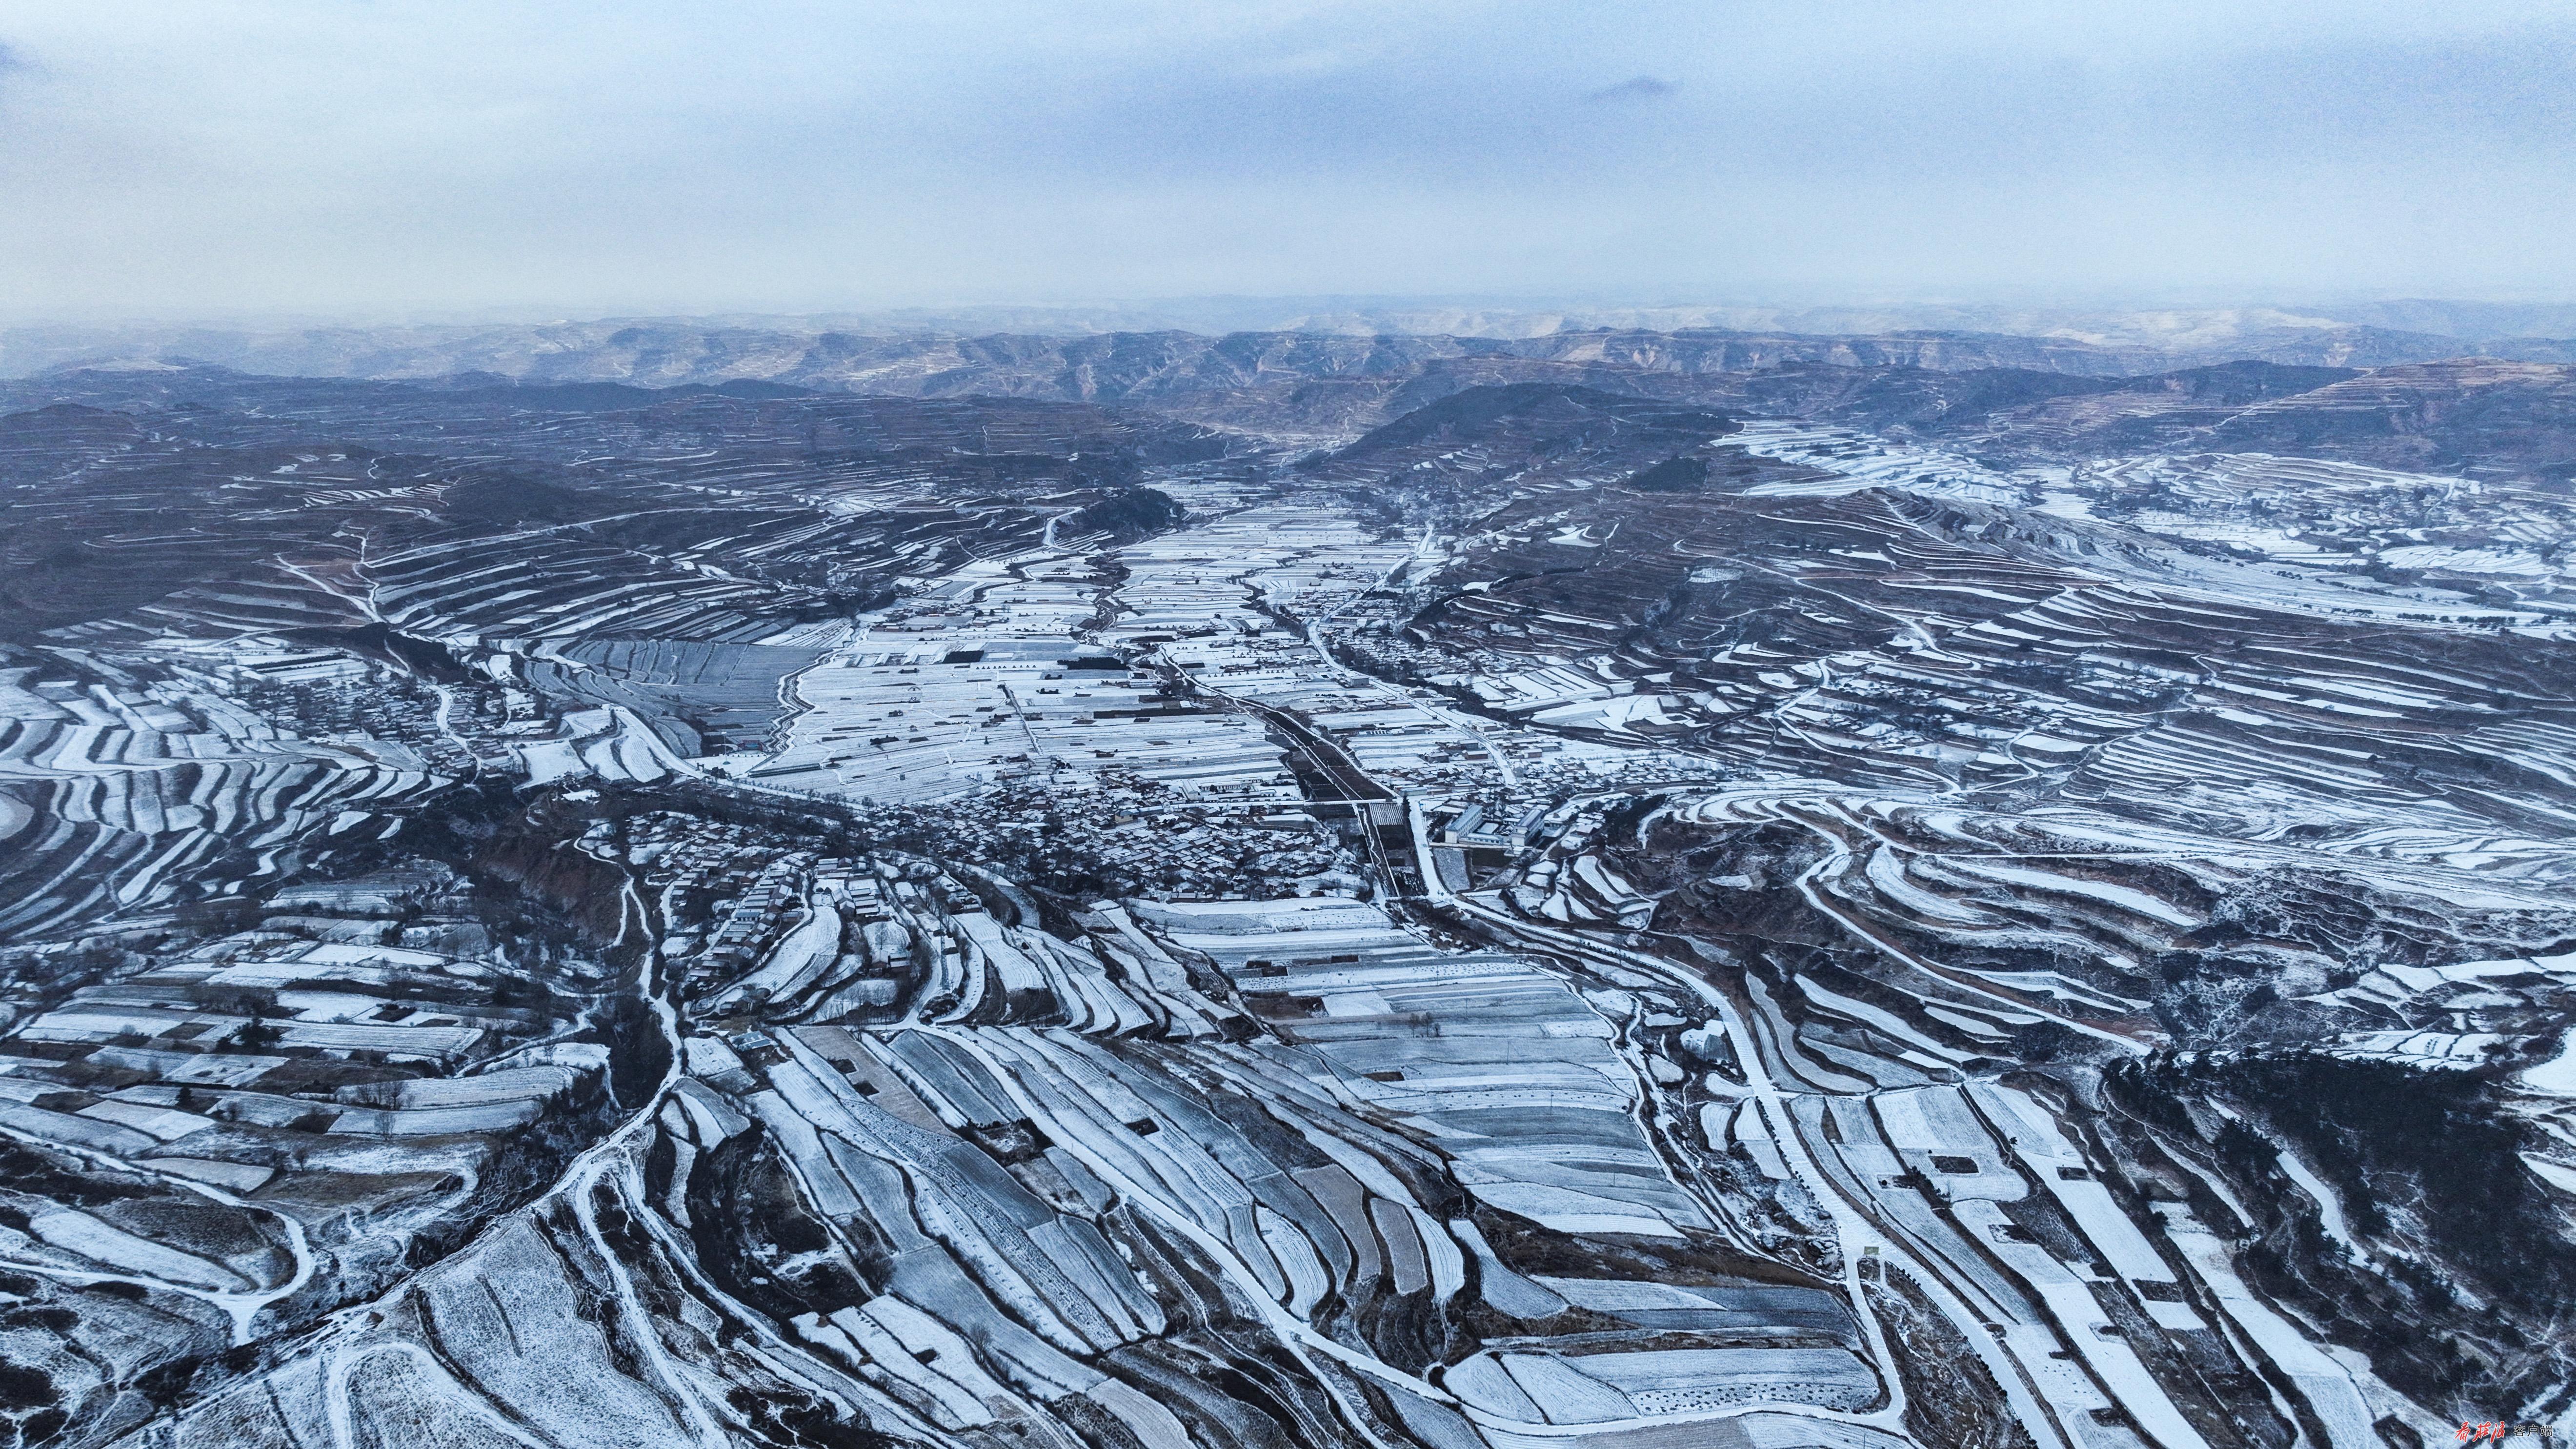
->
<box><xmin>12</xmin><ymin>290</ymin><xmax>2576</xmax><ymax>343</ymax></box>
<box><xmin>5</xmin><ymin>2</ymin><xmax>2574</xmax><ymax>319</ymax></box>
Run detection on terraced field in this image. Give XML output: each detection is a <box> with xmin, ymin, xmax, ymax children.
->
<box><xmin>0</xmin><ymin>343</ymin><xmax>2570</xmax><ymax>1449</ymax></box>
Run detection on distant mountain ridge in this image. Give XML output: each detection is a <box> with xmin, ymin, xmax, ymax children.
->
<box><xmin>13</xmin><ymin>347</ymin><xmax>2572</xmax><ymax>483</ymax></box>
<box><xmin>12</xmin><ymin>316</ymin><xmax>2576</xmax><ymax>397</ymax></box>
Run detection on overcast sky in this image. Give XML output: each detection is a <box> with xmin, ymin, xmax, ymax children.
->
<box><xmin>2</xmin><ymin>0</ymin><xmax>2572</xmax><ymax>319</ymax></box>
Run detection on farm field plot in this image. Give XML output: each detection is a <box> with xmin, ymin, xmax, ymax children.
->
<box><xmin>0</xmin><ymin>342</ymin><xmax>2570</xmax><ymax>1449</ymax></box>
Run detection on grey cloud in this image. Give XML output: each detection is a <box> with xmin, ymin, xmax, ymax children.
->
<box><xmin>1585</xmin><ymin>75</ymin><xmax>1674</xmax><ymax>102</ymax></box>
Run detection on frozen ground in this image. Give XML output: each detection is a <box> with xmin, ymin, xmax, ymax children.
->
<box><xmin>0</xmin><ymin>356</ymin><xmax>2568</xmax><ymax>1449</ymax></box>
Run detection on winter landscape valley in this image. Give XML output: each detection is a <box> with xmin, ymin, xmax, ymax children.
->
<box><xmin>1</xmin><ymin>322</ymin><xmax>2574</xmax><ymax>1449</ymax></box>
